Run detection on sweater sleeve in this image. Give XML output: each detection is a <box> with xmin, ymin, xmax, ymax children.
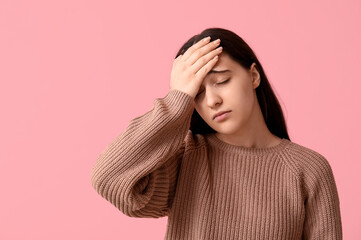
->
<box><xmin>90</xmin><ymin>89</ymin><xmax>195</xmax><ymax>218</ymax></box>
<box><xmin>301</xmin><ymin>154</ymin><xmax>343</xmax><ymax>239</ymax></box>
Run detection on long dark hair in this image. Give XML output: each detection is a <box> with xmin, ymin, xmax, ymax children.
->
<box><xmin>175</xmin><ymin>27</ymin><xmax>290</xmax><ymax>141</ymax></box>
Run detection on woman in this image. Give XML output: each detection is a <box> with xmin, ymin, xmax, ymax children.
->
<box><xmin>90</xmin><ymin>27</ymin><xmax>342</xmax><ymax>239</ymax></box>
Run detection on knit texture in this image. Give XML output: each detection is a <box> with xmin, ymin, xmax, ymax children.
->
<box><xmin>90</xmin><ymin>89</ymin><xmax>342</xmax><ymax>240</ymax></box>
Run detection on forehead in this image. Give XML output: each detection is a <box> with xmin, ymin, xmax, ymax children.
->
<box><xmin>206</xmin><ymin>52</ymin><xmax>237</xmax><ymax>76</ymax></box>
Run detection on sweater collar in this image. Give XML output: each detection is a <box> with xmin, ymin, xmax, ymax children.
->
<box><xmin>205</xmin><ymin>133</ymin><xmax>290</xmax><ymax>156</ymax></box>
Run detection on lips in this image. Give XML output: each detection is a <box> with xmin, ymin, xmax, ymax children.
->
<box><xmin>213</xmin><ymin>110</ymin><xmax>231</xmax><ymax>120</ymax></box>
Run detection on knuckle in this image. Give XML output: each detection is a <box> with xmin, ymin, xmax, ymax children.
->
<box><xmin>194</xmin><ymin>50</ymin><xmax>201</xmax><ymax>59</ymax></box>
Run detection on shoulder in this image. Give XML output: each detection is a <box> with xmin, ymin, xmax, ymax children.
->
<box><xmin>282</xmin><ymin>140</ymin><xmax>334</xmax><ymax>175</ymax></box>
<box><xmin>281</xmin><ymin>140</ymin><xmax>337</xmax><ymax>196</ymax></box>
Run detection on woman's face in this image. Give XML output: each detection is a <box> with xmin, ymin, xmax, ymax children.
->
<box><xmin>194</xmin><ymin>52</ymin><xmax>260</xmax><ymax>135</ymax></box>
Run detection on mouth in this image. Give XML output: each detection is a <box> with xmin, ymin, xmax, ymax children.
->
<box><xmin>213</xmin><ymin>110</ymin><xmax>231</xmax><ymax>120</ymax></box>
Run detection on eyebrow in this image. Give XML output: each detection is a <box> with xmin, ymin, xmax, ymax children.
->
<box><xmin>207</xmin><ymin>69</ymin><xmax>232</xmax><ymax>75</ymax></box>
<box><xmin>199</xmin><ymin>69</ymin><xmax>232</xmax><ymax>89</ymax></box>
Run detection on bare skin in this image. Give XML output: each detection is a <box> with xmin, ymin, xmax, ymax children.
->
<box><xmin>170</xmin><ymin>36</ymin><xmax>281</xmax><ymax>149</ymax></box>
<box><xmin>170</xmin><ymin>36</ymin><xmax>222</xmax><ymax>99</ymax></box>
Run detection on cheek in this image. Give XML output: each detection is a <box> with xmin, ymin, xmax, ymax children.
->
<box><xmin>195</xmin><ymin>103</ymin><xmax>212</xmax><ymax>124</ymax></box>
<box><xmin>194</xmin><ymin>104</ymin><xmax>206</xmax><ymax>118</ymax></box>
<box><xmin>231</xmin><ymin>87</ymin><xmax>254</xmax><ymax>112</ymax></box>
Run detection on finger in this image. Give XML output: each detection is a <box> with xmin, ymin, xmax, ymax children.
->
<box><xmin>173</xmin><ymin>54</ymin><xmax>183</xmax><ymax>64</ymax></box>
<box><xmin>181</xmin><ymin>36</ymin><xmax>211</xmax><ymax>62</ymax></box>
<box><xmin>191</xmin><ymin>46</ymin><xmax>222</xmax><ymax>76</ymax></box>
<box><xmin>195</xmin><ymin>54</ymin><xmax>220</xmax><ymax>82</ymax></box>
<box><xmin>187</xmin><ymin>39</ymin><xmax>221</xmax><ymax>66</ymax></box>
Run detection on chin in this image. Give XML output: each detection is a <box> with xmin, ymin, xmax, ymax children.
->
<box><xmin>213</xmin><ymin>126</ymin><xmax>237</xmax><ymax>136</ymax></box>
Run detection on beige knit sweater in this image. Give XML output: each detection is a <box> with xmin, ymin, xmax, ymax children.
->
<box><xmin>90</xmin><ymin>89</ymin><xmax>342</xmax><ymax>239</ymax></box>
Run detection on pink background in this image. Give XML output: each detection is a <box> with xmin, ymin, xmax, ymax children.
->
<box><xmin>1</xmin><ymin>0</ymin><xmax>360</xmax><ymax>239</ymax></box>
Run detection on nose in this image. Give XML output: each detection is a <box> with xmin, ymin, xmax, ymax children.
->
<box><xmin>206</xmin><ymin>88</ymin><xmax>222</xmax><ymax>107</ymax></box>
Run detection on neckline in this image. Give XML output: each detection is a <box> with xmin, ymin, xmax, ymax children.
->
<box><xmin>205</xmin><ymin>133</ymin><xmax>290</xmax><ymax>155</ymax></box>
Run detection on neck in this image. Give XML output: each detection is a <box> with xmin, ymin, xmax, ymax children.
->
<box><xmin>215</xmin><ymin>95</ymin><xmax>281</xmax><ymax>148</ymax></box>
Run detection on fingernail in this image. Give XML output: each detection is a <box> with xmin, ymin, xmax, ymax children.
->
<box><xmin>203</xmin><ymin>36</ymin><xmax>211</xmax><ymax>42</ymax></box>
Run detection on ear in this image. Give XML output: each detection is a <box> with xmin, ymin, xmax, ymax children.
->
<box><xmin>250</xmin><ymin>63</ymin><xmax>261</xmax><ymax>89</ymax></box>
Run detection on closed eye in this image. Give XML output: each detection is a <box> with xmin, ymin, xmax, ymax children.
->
<box><xmin>218</xmin><ymin>79</ymin><xmax>230</xmax><ymax>84</ymax></box>
<box><xmin>196</xmin><ymin>79</ymin><xmax>230</xmax><ymax>98</ymax></box>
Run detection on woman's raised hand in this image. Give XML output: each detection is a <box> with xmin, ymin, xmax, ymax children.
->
<box><xmin>170</xmin><ymin>36</ymin><xmax>223</xmax><ymax>99</ymax></box>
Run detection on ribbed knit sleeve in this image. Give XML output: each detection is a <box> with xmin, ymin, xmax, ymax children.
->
<box><xmin>301</xmin><ymin>153</ymin><xmax>343</xmax><ymax>239</ymax></box>
<box><xmin>90</xmin><ymin>89</ymin><xmax>195</xmax><ymax>218</ymax></box>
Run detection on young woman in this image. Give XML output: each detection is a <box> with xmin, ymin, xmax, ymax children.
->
<box><xmin>90</xmin><ymin>27</ymin><xmax>342</xmax><ymax>239</ymax></box>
